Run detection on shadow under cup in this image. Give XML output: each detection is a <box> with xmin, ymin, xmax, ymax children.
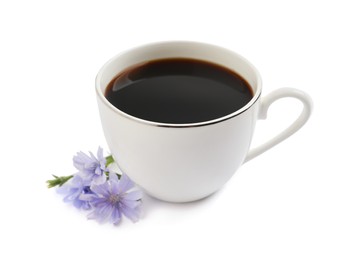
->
<box><xmin>95</xmin><ymin>41</ymin><xmax>262</xmax><ymax>202</ymax></box>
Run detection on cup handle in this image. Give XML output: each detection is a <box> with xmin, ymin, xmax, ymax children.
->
<box><xmin>244</xmin><ymin>88</ymin><xmax>313</xmax><ymax>163</ymax></box>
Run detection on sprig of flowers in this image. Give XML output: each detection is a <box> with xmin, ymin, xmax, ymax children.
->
<box><xmin>47</xmin><ymin>147</ymin><xmax>142</xmax><ymax>225</ymax></box>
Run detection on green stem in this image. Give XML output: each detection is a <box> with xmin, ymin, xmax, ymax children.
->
<box><xmin>46</xmin><ymin>175</ymin><xmax>73</xmax><ymax>188</ymax></box>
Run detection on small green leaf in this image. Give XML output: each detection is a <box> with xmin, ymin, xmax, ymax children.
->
<box><xmin>105</xmin><ymin>155</ymin><xmax>115</xmax><ymax>167</ymax></box>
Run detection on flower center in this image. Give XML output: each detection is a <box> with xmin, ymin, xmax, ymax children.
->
<box><xmin>83</xmin><ymin>186</ymin><xmax>91</xmax><ymax>194</ymax></box>
<box><xmin>108</xmin><ymin>194</ymin><xmax>120</xmax><ymax>204</ymax></box>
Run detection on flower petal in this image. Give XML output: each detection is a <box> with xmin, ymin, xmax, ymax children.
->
<box><xmin>93</xmin><ymin>204</ymin><xmax>114</xmax><ymax>223</ymax></box>
<box><xmin>63</xmin><ymin>188</ymin><xmax>81</xmax><ymax>202</ymax></box>
<box><xmin>79</xmin><ymin>193</ymin><xmax>97</xmax><ymax>201</ymax></box>
<box><xmin>97</xmin><ymin>146</ymin><xmax>104</xmax><ymax>160</ymax></box>
<box><xmin>90</xmin><ymin>182</ymin><xmax>110</xmax><ymax>197</ymax></box>
<box><xmin>82</xmin><ymin>202</ymin><xmax>92</xmax><ymax>210</ymax></box>
<box><xmin>56</xmin><ymin>184</ymin><xmax>71</xmax><ymax>195</ymax></box>
<box><xmin>109</xmin><ymin>172</ymin><xmax>119</xmax><ymax>182</ymax></box>
<box><xmin>111</xmin><ymin>208</ymin><xmax>122</xmax><ymax>225</ymax></box>
<box><xmin>89</xmin><ymin>150</ymin><xmax>96</xmax><ymax>160</ymax></box>
<box><xmin>92</xmin><ymin>174</ymin><xmax>106</xmax><ymax>185</ymax></box>
<box><xmin>73</xmin><ymin>151</ymin><xmax>92</xmax><ymax>170</ymax></box>
<box><xmin>90</xmin><ymin>197</ymin><xmax>108</xmax><ymax>208</ymax></box>
<box><xmin>73</xmin><ymin>198</ymin><xmax>84</xmax><ymax>209</ymax></box>
<box><xmin>120</xmin><ymin>203</ymin><xmax>140</xmax><ymax>222</ymax></box>
<box><xmin>70</xmin><ymin>175</ymin><xmax>90</xmax><ymax>188</ymax></box>
<box><xmin>122</xmin><ymin>190</ymin><xmax>143</xmax><ymax>201</ymax></box>
<box><xmin>87</xmin><ymin>209</ymin><xmax>100</xmax><ymax>221</ymax></box>
<box><xmin>109</xmin><ymin>173</ymin><xmax>121</xmax><ymax>194</ymax></box>
<box><xmin>117</xmin><ymin>174</ymin><xmax>135</xmax><ymax>193</ymax></box>
<box><xmin>71</xmin><ymin>176</ymin><xmax>82</xmax><ymax>186</ymax></box>
<box><xmin>121</xmin><ymin>198</ymin><xmax>141</xmax><ymax>209</ymax></box>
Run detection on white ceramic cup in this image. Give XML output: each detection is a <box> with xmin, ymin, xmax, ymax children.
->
<box><xmin>96</xmin><ymin>41</ymin><xmax>313</xmax><ymax>203</ymax></box>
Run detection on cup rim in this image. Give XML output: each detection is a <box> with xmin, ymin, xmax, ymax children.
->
<box><xmin>95</xmin><ymin>41</ymin><xmax>262</xmax><ymax>128</ymax></box>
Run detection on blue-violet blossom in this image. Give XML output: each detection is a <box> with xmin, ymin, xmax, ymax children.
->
<box><xmin>73</xmin><ymin>146</ymin><xmax>109</xmax><ymax>184</ymax></box>
<box><xmin>57</xmin><ymin>175</ymin><xmax>93</xmax><ymax>210</ymax></box>
<box><xmin>81</xmin><ymin>173</ymin><xmax>142</xmax><ymax>225</ymax></box>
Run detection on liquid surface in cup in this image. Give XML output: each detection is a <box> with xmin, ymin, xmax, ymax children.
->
<box><xmin>105</xmin><ymin>58</ymin><xmax>253</xmax><ymax>124</ymax></box>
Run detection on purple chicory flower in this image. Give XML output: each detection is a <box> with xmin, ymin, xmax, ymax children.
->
<box><xmin>73</xmin><ymin>147</ymin><xmax>109</xmax><ymax>184</ymax></box>
<box><xmin>57</xmin><ymin>175</ymin><xmax>93</xmax><ymax>210</ymax></box>
<box><xmin>81</xmin><ymin>173</ymin><xmax>142</xmax><ymax>225</ymax></box>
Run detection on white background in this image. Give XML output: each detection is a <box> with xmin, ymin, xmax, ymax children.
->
<box><xmin>0</xmin><ymin>0</ymin><xmax>355</xmax><ymax>259</ymax></box>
